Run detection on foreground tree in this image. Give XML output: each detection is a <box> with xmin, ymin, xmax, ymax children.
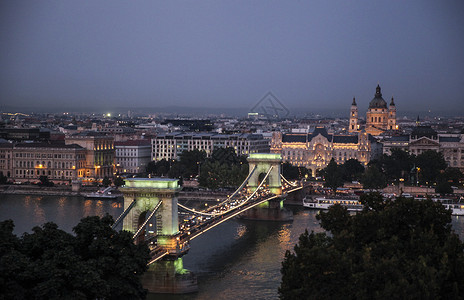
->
<box><xmin>279</xmin><ymin>194</ymin><xmax>464</xmax><ymax>299</ymax></box>
<box><xmin>322</xmin><ymin>159</ymin><xmax>343</xmax><ymax>194</ymax></box>
<box><xmin>0</xmin><ymin>215</ymin><xmax>150</xmax><ymax>300</ymax></box>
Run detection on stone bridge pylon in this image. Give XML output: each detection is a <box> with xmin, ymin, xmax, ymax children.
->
<box><xmin>120</xmin><ymin>178</ymin><xmax>197</xmax><ymax>294</ymax></box>
<box><xmin>242</xmin><ymin>153</ymin><xmax>293</xmax><ymax>221</ymax></box>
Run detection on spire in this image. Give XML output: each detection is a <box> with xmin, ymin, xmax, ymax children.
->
<box><xmin>416</xmin><ymin>115</ymin><xmax>420</xmax><ymax>126</ymax></box>
<box><xmin>375</xmin><ymin>84</ymin><xmax>382</xmax><ymax>97</ymax></box>
<box><xmin>352</xmin><ymin>97</ymin><xmax>357</xmax><ymax>106</ymax></box>
<box><xmin>390</xmin><ymin>96</ymin><xmax>395</xmax><ymax>106</ymax></box>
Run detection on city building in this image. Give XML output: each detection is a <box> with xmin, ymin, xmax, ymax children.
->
<box><xmin>65</xmin><ymin>132</ymin><xmax>115</xmax><ymax>182</ymax></box>
<box><xmin>382</xmin><ymin>126</ymin><xmax>464</xmax><ymax>171</ymax></box>
<box><xmin>271</xmin><ymin>127</ymin><xmax>382</xmax><ymax>176</ymax></box>
<box><xmin>115</xmin><ymin>140</ymin><xmax>151</xmax><ymax>174</ymax></box>
<box><xmin>152</xmin><ymin>132</ymin><xmax>269</xmax><ymax>161</ymax></box>
<box><xmin>0</xmin><ymin>128</ymin><xmax>51</xmax><ymax>142</ymax></box>
<box><xmin>0</xmin><ymin>142</ymin><xmax>86</xmax><ymax>184</ymax></box>
<box><xmin>349</xmin><ymin>84</ymin><xmax>397</xmax><ymax>135</ymax></box>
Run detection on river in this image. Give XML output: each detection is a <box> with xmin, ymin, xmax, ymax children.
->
<box><xmin>2</xmin><ymin>194</ymin><xmax>464</xmax><ymax>300</ymax></box>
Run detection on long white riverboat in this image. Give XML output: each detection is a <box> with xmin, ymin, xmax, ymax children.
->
<box><xmin>303</xmin><ymin>196</ymin><xmax>363</xmax><ymax>211</ymax></box>
<box><xmin>431</xmin><ymin>198</ymin><xmax>464</xmax><ymax>216</ymax></box>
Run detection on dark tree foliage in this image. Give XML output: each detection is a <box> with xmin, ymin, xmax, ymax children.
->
<box><xmin>0</xmin><ymin>172</ymin><xmax>8</xmax><ymax>184</ymax></box>
<box><xmin>382</xmin><ymin>149</ymin><xmax>415</xmax><ymax>182</ymax></box>
<box><xmin>38</xmin><ymin>175</ymin><xmax>54</xmax><ymax>187</ymax></box>
<box><xmin>360</xmin><ymin>165</ymin><xmax>387</xmax><ymax>190</ymax></box>
<box><xmin>436</xmin><ymin>167</ymin><xmax>464</xmax><ymax>195</ymax></box>
<box><xmin>415</xmin><ymin>150</ymin><xmax>447</xmax><ymax>185</ymax></box>
<box><xmin>282</xmin><ymin>162</ymin><xmax>310</xmax><ymax>181</ymax></box>
<box><xmin>321</xmin><ymin>158</ymin><xmax>343</xmax><ymax>194</ymax></box>
<box><xmin>0</xmin><ymin>215</ymin><xmax>150</xmax><ymax>300</ymax></box>
<box><xmin>145</xmin><ymin>159</ymin><xmax>171</xmax><ymax>177</ymax></box>
<box><xmin>279</xmin><ymin>194</ymin><xmax>464</xmax><ymax>300</ymax></box>
<box><xmin>113</xmin><ymin>176</ymin><xmax>125</xmax><ymax>187</ymax></box>
<box><xmin>367</xmin><ymin>149</ymin><xmax>415</xmax><ymax>184</ymax></box>
<box><xmin>442</xmin><ymin>167</ymin><xmax>463</xmax><ymax>185</ymax></box>
<box><xmin>340</xmin><ymin>159</ymin><xmax>364</xmax><ymax>182</ymax></box>
<box><xmin>435</xmin><ymin>180</ymin><xmax>453</xmax><ymax>195</ymax></box>
<box><xmin>102</xmin><ymin>176</ymin><xmax>111</xmax><ymax>187</ymax></box>
<box><xmin>178</xmin><ymin>149</ymin><xmax>207</xmax><ymax>178</ymax></box>
<box><xmin>198</xmin><ymin>148</ymin><xmax>248</xmax><ymax>189</ymax></box>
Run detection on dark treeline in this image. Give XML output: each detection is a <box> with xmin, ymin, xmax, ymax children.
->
<box><xmin>321</xmin><ymin>149</ymin><xmax>463</xmax><ymax>194</ymax></box>
<box><xmin>0</xmin><ymin>215</ymin><xmax>150</xmax><ymax>300</ymax></box>
<box><xmin>280</xmin><ymin>193</ymin><xmax>464</xmax><ymax>299</ymax></box>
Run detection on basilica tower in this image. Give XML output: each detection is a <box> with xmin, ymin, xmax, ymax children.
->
<box><xmin>349</xmin><ymin>97</ymin><xmax>358</xmax><ymax>133</ymax></box>
<box><xmin>388</xmin><ymin>97</ymin><xmax>397</xmax><ymax>130</ymax></box>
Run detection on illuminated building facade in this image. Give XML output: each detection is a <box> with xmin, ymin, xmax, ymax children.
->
<box><xmin>0</xmin><ymin>142</ymin><xmax>86</xmax><ymax>184</ymax></box>
<box><xmin>115</xmin><ymin>140</ymin><xmax>151</xmax><ymax>174</ymax></box>
<box><xmin>350</xmin><ymin>85</ymin><xmax>397</xmax><ymax>135</ymax></box>
<box><xmin>152</xmin><ymin>133</ymin><xmax>269</xmax><ymax>161</ymax></box>
<box><xmin>65</xmin><ymin>132</ymin><xmax>115</xmax><ymax>181</ymax></box>
<box><xmin>271</xmin><ymin>127</ymin><xmax>382</xmax><ymax>176</ymax></box>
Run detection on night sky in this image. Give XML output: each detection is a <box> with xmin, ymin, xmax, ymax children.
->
<box><xmin>1</xmin><ymin>1</ymin><xmax>463</xmax><ymax>115</ymax></box>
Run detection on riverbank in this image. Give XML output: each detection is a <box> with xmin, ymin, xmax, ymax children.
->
<box><xmin>0</xmin><ymin>184</ymin><xmax>102</xmax><ymax>197</ymax></box>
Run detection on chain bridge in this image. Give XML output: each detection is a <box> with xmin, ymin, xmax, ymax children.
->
<box><xmin>112</xmin><ymin>153</ymin><xmax>307</xmax><ymax>293</ymax></box>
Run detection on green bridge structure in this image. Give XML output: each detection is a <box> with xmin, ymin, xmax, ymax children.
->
<box><xmin>112</xmin><ymin>153</ymin><xmax>306</xmax><ymax>294</ymax></box>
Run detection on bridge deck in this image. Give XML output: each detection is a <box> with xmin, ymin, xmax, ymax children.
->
<box><xmin>147</xmin><ymin>184</ymin><xmax>304</xmax><ymax>264</ymax></box>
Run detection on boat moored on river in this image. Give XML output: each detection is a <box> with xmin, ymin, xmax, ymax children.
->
<box><xmin>430</xmin><ymin>198</ymin><xmax>464</xmax><ymax>216</ymax></box>
<box><xmin>83</xmin><ymin>186</ymin><xmax>121</xmax><ymax>199</ymax></box>
<box><xmin>303</xmin><ymin>195</ymin><xmax>363</xmax><ymax>211</ymax></box>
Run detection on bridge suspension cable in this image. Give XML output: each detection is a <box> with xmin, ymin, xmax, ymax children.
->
<box><xmin>112</xmin><ymin>199</ymin><xmax>136</xmax><ymax>229</ymax></box>
<box><xmin>235</xmin><ymin>165</ymin><xmax>273</xmax><ymax>208</ymax></box>
<box><xmin>177</xmin><ymin>166</ymin><xmax>274</xmax><ymax>217</ymax></box>
<box><xmin>205</xmin><ymin>165</ymin><xmax>258</xmax><ymax>212</ymax></box>
<box><xmin>132</xmin><ymin>200</ymin><xmax>163</xmax><ymax>240</ymax></box>
<box><xmin>177</xmin><ymin>203</ymin><xmax>216</xmax><ymax>216</ymax></box>
<box><xmin>280</xmin><ymin>174</ymin><xmax>297</xmax><ymax>187</ymax></box>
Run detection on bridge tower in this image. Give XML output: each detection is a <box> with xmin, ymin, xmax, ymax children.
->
<box><xmin>120</xmin><ymin>178</ymin><xmax>197</xmax><ymax>294</ymax></box>
<box><xmin>243</xmin><ymin>153</ymin><xmax>292</xmax><ymax>221</ymax></box>
<box><xmin>247</xmin><ymin>153</ymin><xmax>282</xmax><ymax>195</ymax></box>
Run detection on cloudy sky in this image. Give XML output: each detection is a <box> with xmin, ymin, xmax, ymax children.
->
<box><xmin>1</xmin><ymin>1</ymin><xmax>463</xmax><ymax>115</ymax></box>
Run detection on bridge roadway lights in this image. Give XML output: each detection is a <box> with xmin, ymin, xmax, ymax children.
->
<box><xmin>120</xmin><ymin>178</ymin><xmax>198</xmax><ymax>294</ymax></box>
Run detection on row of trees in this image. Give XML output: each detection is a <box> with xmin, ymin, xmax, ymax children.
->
<box><xmin>146</xmin><ymin>148</ymin><xmax>249</xmax><ymax>189</ymax></box>
<box><xmin>102</xmin><ymin>176</ymin><xmax>125</xmax><ymax>188</ymax></box>
<box><xmin>198</xmin><ymin>148</ymin><xmax>248</xmax><ymax>189</ymax></box>
<box><xmin>370</xmin><ymin>149</ymin><xmax>462</xmax><ymax>187</ymax></box>
<box><xmin>0</xmin><ymin>215</ymin><xmax>150</xmax><ymax>299</ymax></box>
<box><xmin>321</xmin><ymin>149</ymin><xmax>463</xmax><ymax>194</ymax></box>
<box><xmin>279</xmin><ymin>193</ymin><xmax>464</xmax><ymax>299</ymax></box>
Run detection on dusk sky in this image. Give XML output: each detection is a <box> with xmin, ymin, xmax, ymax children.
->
<box><xmin>1</xmin><ymin>1</ymin><xmax>463</xmax><ymax>116</ymax></box>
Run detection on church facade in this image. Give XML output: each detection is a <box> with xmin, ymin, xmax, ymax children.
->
<box><xmin>349</xmin><ymin>84</ymin><xmax>397</xmax><ymax>135</ymax></box>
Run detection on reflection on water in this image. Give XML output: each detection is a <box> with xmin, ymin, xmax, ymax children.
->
<box><xmin>0</xmin><ymin>194</ymin><xmax>123</xmax><ymax>234</ymax></box>
<box><xmin>2</xmin><ymin>195</ymin><xmax>464</xmax><ymax>300</ymax></box>
<box><xmin>33</xmin><ymin>197</ymin><xmax>45</xmax><ymax>226</ymax></box>
<box><xmin>235</xmin><ymin>223</ymin><xmax>247</xmax><ymax>239</ymax></box>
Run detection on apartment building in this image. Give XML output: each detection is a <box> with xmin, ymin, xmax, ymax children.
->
<box><xmin>152</xmin><ymin>132</ymin><xmax>269</xmax><ymax>161</ymax></box>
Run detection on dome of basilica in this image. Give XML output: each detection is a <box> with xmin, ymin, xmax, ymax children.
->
<box><xmin>368</xmin><ymin>84</ymin><xmax>388</xmax><ymax>109</ymax></box>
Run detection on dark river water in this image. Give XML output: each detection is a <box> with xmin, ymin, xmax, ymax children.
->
<box><xmin>2</xmin><ymin>194</ymin><xmax>464</xmax><ymax>300</ymax></box>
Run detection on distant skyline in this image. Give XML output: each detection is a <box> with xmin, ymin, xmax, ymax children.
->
<box><xmin>1</xmin><ymin>1</ymin><xmax>464</xmax><ymax>116</ymax></box>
